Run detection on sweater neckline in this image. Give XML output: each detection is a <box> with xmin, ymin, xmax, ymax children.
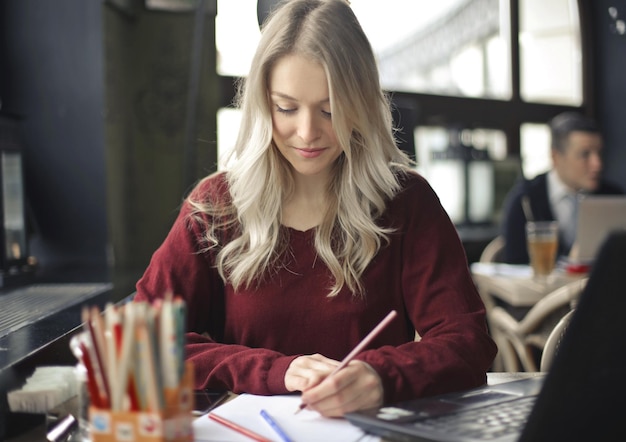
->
<box><xmin>282</xmin><ymin>225</ymin><xmax>316</xmax><ymax>236</ymax></box>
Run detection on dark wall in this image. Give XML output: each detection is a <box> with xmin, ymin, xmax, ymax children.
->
<box><xmin>102</xmin><ymin>2</ymin><xmax>218</xmax><ymax>298</ymax></box>
<box><xmin>0</xmin><ymin>1</ymin><xmax>219</xmax><ymax>298</ymax></box>
<box><xmin>591</xmin><ymin>0</ymin><xmax>626</xmax><ymax>192</ymax></box>
<box><xmin>0</xmin><ymin>0</ymin><xmax>109</xmax><ymax>278</ymax></box>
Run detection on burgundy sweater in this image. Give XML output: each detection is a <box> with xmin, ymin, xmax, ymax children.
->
<box><xmin>134</xmin><ymin>171</ymin><xmax>496</xmax><ymax>404</ymax></box>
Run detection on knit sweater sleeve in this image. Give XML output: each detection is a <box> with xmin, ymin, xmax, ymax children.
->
<box><xmin>134</xmin><ymin>174</ymin><xmax>297</xmax><ymax>394</ymax></box>
<box><xmin>354</xmin><ymin>173</ymin><xmax>497</xmax><ymax>403</ymax></box>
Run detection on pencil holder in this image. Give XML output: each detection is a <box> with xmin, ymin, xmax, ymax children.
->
<box><xmin>88</xmin><ymin>362</ymin><xmax>195</xmax><ymax>442</ymax></box>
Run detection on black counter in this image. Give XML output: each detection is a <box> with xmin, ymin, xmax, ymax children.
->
<box><xmin>0</xmin><ymin>282</ymin><xmax>113</xmax><ymax>440</ymax></box>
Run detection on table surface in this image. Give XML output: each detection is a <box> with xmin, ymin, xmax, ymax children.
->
<box><xmin>0</xmin><ymin>282</ymin><xmax>113</xmax><ymax>441</ymax></box>
<box><xmin>471</xmin><ymin>262</ymin><xmax>586</xmax><ymax>307</ymax></box>
<box><xmin>5</xmin><ymin>372</ymin><xmax>543</xmax><ymax>442</ymax></box>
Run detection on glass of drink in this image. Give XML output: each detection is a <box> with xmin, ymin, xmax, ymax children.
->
<box><xmin>526</xmin><ymin>221</ymin><xmax>559</xmax><ymax>281</ymax></box>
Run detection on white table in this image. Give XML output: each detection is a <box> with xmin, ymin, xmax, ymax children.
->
<box><xmin>487</xmin><ymin>371</ymin><xmax>544</xmax><ymax>385</ymax></box>
<box><xmin>471</xmin><ymin>262</ymin><xmax>586</xmax><ymax>307</ymax></box>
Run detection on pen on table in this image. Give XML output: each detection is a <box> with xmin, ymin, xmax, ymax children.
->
<box><xmin>295</xmin><ymin>309</ymin><xmax>398</xmax><ymax>414</ymax></box>
<box><xmin>260</xmin><ymin>409</ymin><xmax>293</xmax><ymax>442</ymax></box>
<box><xmin>208</xmin><ymin>412</ymin><xmax>273</xmax><ymax>442</ymax></box>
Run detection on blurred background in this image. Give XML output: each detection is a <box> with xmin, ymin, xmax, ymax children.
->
<box><xmin>0</xmin><ymin>0</ymin><xmax>625</xmax><ymax>300</ymax></box>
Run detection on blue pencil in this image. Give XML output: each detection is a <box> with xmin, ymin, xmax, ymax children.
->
<box><xmin>260</xmin><ymin>409</ymin><xmax>293</xmax><ymax>442</ymax></box>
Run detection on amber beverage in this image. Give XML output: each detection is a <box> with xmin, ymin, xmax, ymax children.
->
<box><xmin>526</xmin><ymin>221</ymin><xmax>559</xmax><ymax>279</ymax></box>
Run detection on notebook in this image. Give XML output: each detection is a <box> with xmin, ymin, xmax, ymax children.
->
<box><xmin>570</xmin><ymin>195</ymin><xmax>626</xmax><ymax>263</ymax></box>
<box><xmin>346</xmin><ymin>230</ymin><xmax>626</xmax><ymax>442</ymax></box>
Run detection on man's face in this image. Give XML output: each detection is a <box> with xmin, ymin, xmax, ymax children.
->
<box><xmin>552</xmin><ymin>131</ymin><xmax>603</xmax><ymax>192</ymax></box>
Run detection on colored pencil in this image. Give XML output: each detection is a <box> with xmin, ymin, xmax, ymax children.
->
<box><xmin>295</xmin><ymin>309</ymin><xmax>398</xmax><ymax>413</ymax></box>
<box><xmin>208</xmin><ymin>412</ymin><xmax>273</xmax><ymax>442</ymax></box>
<box><xmin>260</xmin><ymin>409</ymin><xmax>293</xmax><ymax>442</ymax></box>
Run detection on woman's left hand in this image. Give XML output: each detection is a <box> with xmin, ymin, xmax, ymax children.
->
<box><xmin>299</xmin><ymin>360</ymin><xmax>384</xmax><ymax>417</ymax></box>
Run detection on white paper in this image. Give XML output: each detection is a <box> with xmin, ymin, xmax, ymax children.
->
<box><xmin>193</xmin><ymin>393</ymin><xmax>380</xmax><ymax>442</ymax></box>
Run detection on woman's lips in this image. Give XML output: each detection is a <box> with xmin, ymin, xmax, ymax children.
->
<box><xmin>294</xmin><ymin>147</ymin><xmax>325</xmax><ymax>158</ymax></box>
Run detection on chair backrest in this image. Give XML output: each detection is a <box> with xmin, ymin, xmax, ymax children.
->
<box><xmin>488</xmin><ymin>277</ymin><xmax>588</xmax><ymax>371</ymax></box>
<box><xmin>515</xmin><ymin>277</ymin><xmax>587</xmax><ymax>334</ymax></box>
<box><xmin>479</xmin><ymin>235</ymin><xmax>505</xmax><ymax>263</ymax></box>
<box><xmin>540</xmin><ymin>309</ymin><xmax>575</xmax><ymax>372</ymax></box>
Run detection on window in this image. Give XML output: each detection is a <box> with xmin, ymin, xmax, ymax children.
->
<box><xmin>216</xmin><ymin>0</ymin><xmax>514</xmax><ymax>99</ymax></box>
<box><xmin>519</xmin><ymin>0</ymin><xmax>582</xmax><ymax>105</ymax></box>
<box><xmin>214</xmin><ymin>0</ymin><xmax>587</xmax><ymax>226</ymax></box>
<box><xmin>215</xmin><ymin>0</ymin><xmax>259</xmax><ymax>77</ymax></box>
<box><xmin>360</xmin><ymin>0</ymin><xmax>511</xmax><ymax>99</ymax></box>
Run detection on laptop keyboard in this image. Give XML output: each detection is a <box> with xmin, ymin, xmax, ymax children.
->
<box><xmin>411</xmin><ymin>396</ymin><xmax>536</xmax><ymax>440</ymax></box>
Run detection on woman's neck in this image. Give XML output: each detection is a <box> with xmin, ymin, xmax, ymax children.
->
<box><xmin>281</xmin><ymin>173</ymin><xmax>331</xmax><ymax>231</ymax></box>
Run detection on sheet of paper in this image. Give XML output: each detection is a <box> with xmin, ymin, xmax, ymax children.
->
<box><xmin>193</xmin><ymin>393</ymin><xmax>380</xmax><ymax>442</ymax></box>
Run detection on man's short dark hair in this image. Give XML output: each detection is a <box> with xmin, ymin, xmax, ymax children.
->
<box><xmin>550</xmin><ymin>112</ymin><xmax>601</xmax><ymax>153</ymax></box>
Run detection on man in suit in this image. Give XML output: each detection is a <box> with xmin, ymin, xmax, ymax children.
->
<box><xmin>500</xmin><ymin>112</ymin><xmax>624</xmax><ymax>264</ymax></box>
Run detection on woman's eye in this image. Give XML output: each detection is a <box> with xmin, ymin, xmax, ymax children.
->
<box><xmin>274</xmin><ymin>104</ymin><xmax>331</xmax><ymax>118</ymax></box>
<box><xmin>275</xmin><ymin>105</ymin><xmax>296</xmax><ymax>114</ymax></box>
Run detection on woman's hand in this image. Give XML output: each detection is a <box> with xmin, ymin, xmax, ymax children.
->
<box><xmin>286</xmin><ymin>356</ymin><xmax>384</xmax><ymax>417</ymax></box>
<box><xmin>284</xmin><ymin>354</ymin><xmax>339</xmax><ymax>392</ymax></box>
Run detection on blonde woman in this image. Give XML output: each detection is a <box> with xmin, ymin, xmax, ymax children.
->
<box><xmin>135</xmin><ymin>0</ymin><xmax>496</xmax><ymax>417</ymax></box>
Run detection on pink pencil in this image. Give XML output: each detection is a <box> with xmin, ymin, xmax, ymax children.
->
<box><xmin>295</xmin><ymin>309</ymin><xmax>398</xmax><ymax>413</ymax></box>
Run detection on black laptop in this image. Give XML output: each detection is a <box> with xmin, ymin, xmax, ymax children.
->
<box><xmin>346</xmin><ymin>230</ymin><xmax>626</xmax><ymax>442</ymax></box>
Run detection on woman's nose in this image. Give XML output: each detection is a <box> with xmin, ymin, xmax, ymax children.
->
<box><xmin>297</xmin><ymin>111</ymin><xmax>321</xmax><ymax>143</ymax></box>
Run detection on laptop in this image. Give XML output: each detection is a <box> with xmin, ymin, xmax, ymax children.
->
<box><xmin>569</xmin><ymin>195</ymin><xmax>626</xmax><ymax>263</ymax></box>
<box><xmin>346</xmin><ymin>230</ymin><xmax>626</xmax><ymax>442</ymax></box>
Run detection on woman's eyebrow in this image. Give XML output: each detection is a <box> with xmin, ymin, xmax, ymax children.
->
<box><xmin>270</xmin><ymin>91</ymin><xmax>330</xmax><ymax>105</ymax></box>
<box><xmin>271</xmin><ymin>91</ymin><xmax>297</xmax><ymax>101</ymax></box>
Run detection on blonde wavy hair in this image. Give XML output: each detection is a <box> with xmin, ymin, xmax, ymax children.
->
<box><xmin>190</xmin><ymin>0</ymin><xmax>412</xmax><ymax>297</ymax></box>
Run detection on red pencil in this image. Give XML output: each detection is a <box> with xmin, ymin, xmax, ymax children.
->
<box><xmin>208</xmin><ymin>412</ymin><xmax>273</xmax><ymax>442</ymax></box>
<box><xmin>78</xmin><ymin>339</ymin><xmax>105</xmax><ymax>408</ymax></box>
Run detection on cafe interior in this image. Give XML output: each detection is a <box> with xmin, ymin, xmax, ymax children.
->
<box><xmin>0</xmin><ymin>0</ymin><xmax>625</xmax><ymax>439</ymax></box>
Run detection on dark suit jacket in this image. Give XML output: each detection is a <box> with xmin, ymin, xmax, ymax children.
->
<box><xmin>500</xmin><ymin>173</ymin><xmax>624</xmax><ymax>264</ymax></box>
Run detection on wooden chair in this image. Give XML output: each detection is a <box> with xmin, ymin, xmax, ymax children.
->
<box><xmin>479</xmin><ymin>235</ymin><xmax>505</xmax><ymax>263</ymax></box>
<box><xmin>475</xmin><ymin>235</ymin><xmax>506</xmax><ymax>371</ymax></box>
<box><xmin>488</xmin><ymin>278</ymin><xmax>588</xmax><ymax>372</ymax></box>
<box><xmin>540</xmin><ymin>309</ymin><xmax>575</xmax><ymax>372</ymax></box>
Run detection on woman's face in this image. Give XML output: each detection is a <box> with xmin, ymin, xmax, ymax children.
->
<box><xmin>269</xmin><ymin>54</ymin><xmax>342</xmax><ymax>180</ymax></box>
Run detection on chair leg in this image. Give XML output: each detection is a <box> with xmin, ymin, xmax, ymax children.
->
<box><xmin>490</xmin><ymin>349</ymin><xmax>504</xmax><ymax>372</ymax></box>
<box><xmin>496</xmin><ymin>338</ymin><xmax>520</xmax><ymax>372</ymax></box>
<box><xmin>520</xmin><ymin>346</ymin><xmax>538</xmax><ymax>372</ymax></box>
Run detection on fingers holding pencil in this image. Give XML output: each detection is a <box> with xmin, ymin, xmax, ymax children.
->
<box><xmin>296</xmin><ymin>310</ymin><xmax>397</xmax><ymax>417</ymax></box>
<box><xmin>297</xmin><ymin>360</ymin><xmax>385</xmax><ymax>417</ymax></box>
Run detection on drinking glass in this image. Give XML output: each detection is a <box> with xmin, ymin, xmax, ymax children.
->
<box><xmin>526</xmin><ymin>221</ymin><xmax>559</xmax><ymax>281</ymax></box>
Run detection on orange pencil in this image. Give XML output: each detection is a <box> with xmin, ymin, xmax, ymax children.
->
<box><xmin>208</xmin><ymin>413</ymin><xmax>273</xmax><ymax>442</ymax></box>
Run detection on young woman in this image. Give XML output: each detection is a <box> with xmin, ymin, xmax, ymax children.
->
<box><xmin>134</xmin><ymin>0</ymin><xmax>496</xmax><ymax>417</ymax></box>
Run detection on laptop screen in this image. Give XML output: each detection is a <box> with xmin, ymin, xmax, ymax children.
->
<box><xmin>571</xmin><ymin>195</ymin><xmax>626</xmax><ymax>263</ymax></box>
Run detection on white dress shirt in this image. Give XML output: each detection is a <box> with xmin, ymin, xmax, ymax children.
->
<box><xmin>547</xmin><ymin>170</ymin><xmax>583</xmax><ymax>251</ymax></box>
